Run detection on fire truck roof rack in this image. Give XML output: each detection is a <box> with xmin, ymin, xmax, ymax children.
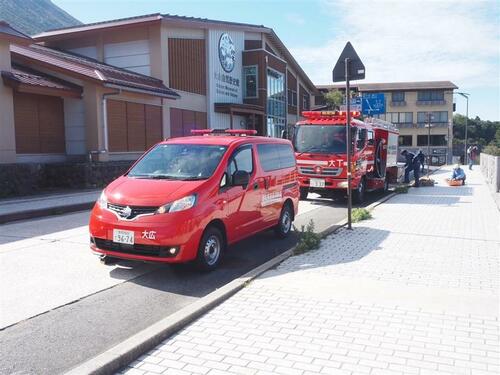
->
<box><xmin>302</xmin><ymin>110</ymin><xmax>362</xmax><ymax>119</ymax></box>
<box><xmin>190</xmin><ymin>129</ymin><xmax>257</xmax><ymax>136</ymax></box>
<box><xmin>364</xmin><ymin>117</ymin><xmax>399</xmax><ymax>132</ymax></box>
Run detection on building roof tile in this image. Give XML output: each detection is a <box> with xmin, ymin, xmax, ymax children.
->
<box><xmin>2</xmin><ymin>65</ymin><xmax>82</xmax><ymax>95</ymax></box>
<box><xmin>10</xmin><ymin>44</ymin><xmax>180</xmax><ymax>98</ymax></box>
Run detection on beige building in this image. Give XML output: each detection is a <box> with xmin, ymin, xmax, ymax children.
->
<box><xmin>315</xmin><ymin>81</ymin><xmax>458</xmax><ymax>165</ymax></box>
<box><xmin>0</xmin><ymin>14</ymin><xmax>316</xmax><ymax>165</ymax></box>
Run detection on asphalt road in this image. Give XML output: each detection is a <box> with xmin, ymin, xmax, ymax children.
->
<box><xmin>0</xmin><ymin>190</ymin><xmax>388</xmax><ymax>374</ymax></box>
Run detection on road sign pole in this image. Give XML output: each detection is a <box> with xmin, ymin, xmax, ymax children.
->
<box><xmin>345</xmin><ymin>57</ymin><xmax>352</xmax><ymax>230</ymax></box>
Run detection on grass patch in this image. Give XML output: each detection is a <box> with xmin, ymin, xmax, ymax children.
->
<box><xmin>394</xmin><ymin>185</ymin><xmax>409</xmax><ymax>194</ymax></box>
<box><xmin>293</xmin><ymin>219</ymin><xmax>321</xmax><ymax>255</ymax></box>
<box><xmin>351</xmin><ymin>208</ymin><xmax>372</xmax><ymax>223</ymax></box>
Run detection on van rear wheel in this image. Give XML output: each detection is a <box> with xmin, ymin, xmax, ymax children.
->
<box><xmin>196</xmin><ymin>226</ymin><xmax>224</xmax><ymax>271</ymax></box>
<box><xmin>275</xmin><ymin>203</ymin><xmax>293</xmax><ymax>239</ymax></box>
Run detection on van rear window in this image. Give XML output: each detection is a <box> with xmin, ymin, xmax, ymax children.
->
<box><xmin>257</xmin><ymin>143</ymin><xmax>296</xmax><ymax>172</ymax></box>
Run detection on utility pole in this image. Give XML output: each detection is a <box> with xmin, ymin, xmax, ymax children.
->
<box><xmin>345</xmin><ymin>58</ymin><xmax>352</xmax><ymax>229</ymax></box>
<box><xmin>457</xmin><ymin>92</ymin><xmax>470</xmax><ymax>165</ymax></box>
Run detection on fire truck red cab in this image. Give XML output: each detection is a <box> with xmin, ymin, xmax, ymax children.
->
<box><xmin>293</xmin><ymin>111</ymin><xmax>399</xmax><ymax>203</ymax></box>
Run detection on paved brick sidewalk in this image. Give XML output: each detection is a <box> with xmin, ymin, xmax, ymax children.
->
<box><xmin>121</xmin><ymin>167</ymin><xmax>499</xmax><ymax>375</ymax></box>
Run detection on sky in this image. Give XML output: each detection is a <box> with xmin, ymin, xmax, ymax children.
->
<box><xmin>53</xmin><ymin>0</ymin><xmax>500</xmax><ymax>121</ymax></box>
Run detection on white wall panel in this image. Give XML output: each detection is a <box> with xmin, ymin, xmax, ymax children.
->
<box><xmin>165</xmin><ymin>27</ymin><xmax>205</xmax><ymax>39</ymax></box>
<box><xmin>104</xmin><ymin>39</ymin><xmax>150</xmax><ymax>75</ymax></box>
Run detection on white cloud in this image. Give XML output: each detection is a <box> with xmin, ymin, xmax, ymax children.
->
<box><xmin>290</xmin><ymin>0</ymin><xmax>500</xmax><ymax>89</ymax></box>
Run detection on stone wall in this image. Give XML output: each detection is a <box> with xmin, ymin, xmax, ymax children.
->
<box><xmin>0</xmin><ymin>161</ymin><xmax>132</xmax><ymax>198</ymax></box>
<box><xmin>480</xmin><ymin>153</ymin><xmax>500</xmax><ymax>193</ymax></box>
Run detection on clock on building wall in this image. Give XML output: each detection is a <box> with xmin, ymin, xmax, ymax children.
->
<box><xmin>218</xmin><ymin>33</ymin><xmax>235</xmax><ymax>73</ymax></box>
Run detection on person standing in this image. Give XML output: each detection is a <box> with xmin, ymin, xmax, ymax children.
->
<box><xmin>415</xmin><ymin>149</ymin><xmax>425</xmax><ymax>173</ymax></box>
<box><xmin>401</xmin><ymin>149</ymin><xmax>415</xmax><ymax>184</ymax></box>
<box><xmin>467</xmin><ymin>145</ymin><xmax>478</xmax><ymax>170</ymax></box>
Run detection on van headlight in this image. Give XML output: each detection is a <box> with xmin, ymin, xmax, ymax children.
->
<box><xmin>157</xmin><ymin>194</ymin><xmax>197</xmax><ymax>214</ymax></box>
<box><xmin>97</xmin><ymin>190</ymin><xmax>108</xmax><ymax>209</ymax></box>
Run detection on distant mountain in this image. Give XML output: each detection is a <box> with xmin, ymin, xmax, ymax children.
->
<box><xmin>0</xmin><ymin>0</ymin><xmax>81</xmax><ymax>36</ymax></box>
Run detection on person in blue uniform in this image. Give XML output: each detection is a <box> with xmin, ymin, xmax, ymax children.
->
<box><xmin>401</xmin><ymin>149</ymin><xmax>415</xmax><ymax>184</ymax></box>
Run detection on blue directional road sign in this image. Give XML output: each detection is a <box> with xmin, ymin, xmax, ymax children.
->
<box><xmin>362</xmin><ymin>93</ymin><xmax>385</xmax><ymax>115</ymax></box>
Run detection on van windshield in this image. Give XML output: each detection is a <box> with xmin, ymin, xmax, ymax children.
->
<box><xmin>293</xmin><ymin>125</ymin><xmax>356</xmax><ymax>154</ymax></box>
<box><xmin>128</xmin><ymin>144</ymin><xmax>227</xmax><ymax>180</ymax></box>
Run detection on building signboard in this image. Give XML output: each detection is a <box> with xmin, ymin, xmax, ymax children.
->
<box><xmin>362</xmin><ymin>93</ymin><xmax>385</xmax><ymax>115</ymax></box>
<box><xmin>208</xmin><ymin>30</ymin><xmax>244</xmax><ymax>129</ymax></box>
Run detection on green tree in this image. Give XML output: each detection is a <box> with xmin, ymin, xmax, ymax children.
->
<box><xmin>453</xmin><ymin>114</ymin><xmax>499</xmax><ymax>147</ymax></box>
<box><xmin>323</xmin><ymin>89</ymin><xmax>344</xmax><ymax>110</ymax></box>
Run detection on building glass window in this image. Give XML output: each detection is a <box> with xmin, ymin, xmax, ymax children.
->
<box><xmin>417</xmin><ymin>111</ymin><xmax>448</xmax><ymax>124</ymax></box>
<box><xmin>267</xmin><ymin>68</ymin><xmax>286</xmax><ymax>137</ymax></box>
<box><xmin>399</xmin><ymin>135</ymin><xmax>412</xmax><ymax>146</ymax></box>
<box><xmin>417</xmin><ymin>90</ymin><xmax>444</xmax><ymax>102</ymax></box>
<box><xmin>287</xmin><ymin>89</ymin><xmax>297</xmax><ymax>107</ymax></box>
<box><xmin>303</xmin><ymin>94</ymin><xmax>310</xmax><ymax>110</ymax></box>
<box><xmin>417</xmin><ymin>134</ymin><xmax>447</xmax><ymax>146</ymax></box>
<box><xmin>243</xmin><ymin>66</ymin><xmax>257</xmax><ymax>98</ymax></box>
<box><xmin>386</xmin><ymin>112</ymin><xmax>413</xmax><ymax>124</ymax></box>
<box><xmin>392</xmin><ymin>92</ymin><xmax>405</xmax><ymax>102</ymax></box>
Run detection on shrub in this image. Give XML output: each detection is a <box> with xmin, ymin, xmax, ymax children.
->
<box><xmin>352</xmin><ymin>208</ymin><xmax>372</xmax><ymax>222</ymax></box>
<box><xmin>293</xmin><ymin>220</ymin><xmax>321</xmax><ymax>255</ymax></box>
<box><xmin>483</xmin><ymin>144</ymin><xmax>500</xmax><ymax>156</ymax></box>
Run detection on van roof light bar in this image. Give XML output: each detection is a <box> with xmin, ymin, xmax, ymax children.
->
<box><xmin>225</xmin><ymin>129</ymin><xmax>257</xmax><ymax>136</ymax></box>
<box><xmin>190</xmin><ymin>129</ymin><xmax>257</xmax><ymax>136</ymax></box>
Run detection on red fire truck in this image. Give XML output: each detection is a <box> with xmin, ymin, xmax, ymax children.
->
<box><xmin>292</xmin><ymin>111</ymin><xmax>399</xmax><ymax>203</ymax></box>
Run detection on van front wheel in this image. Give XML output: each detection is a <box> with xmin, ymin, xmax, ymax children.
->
<box><xmin>275</xmin><ymin>203</ymin><xmax>293</xmax><ymax>239</ymax></box>
<box><xmin>196</xmin><ymin>226</ymin><xmax>224</xmax><ymax>271</ymax></box>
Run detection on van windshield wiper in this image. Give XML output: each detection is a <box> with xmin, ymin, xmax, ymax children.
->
<box><xmin>178</xmin><ymin>176</ymin><xmax>208</xmax><ymax>181</ymax></box>
<box><xmin>130</xmin><ymin>174</ymin><xmax>176</xmax><ymax>179</ymax></box>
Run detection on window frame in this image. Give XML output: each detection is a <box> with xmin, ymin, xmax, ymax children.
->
<box><xmin>228</xmin><ymin>144</ymin><xmax>255</xmax><ymax>188</ymax></box>
<box><xmin>243</xmin><ymin>65</ymin><xmax>258</xmax><ymax>99</ymax></box>
<box><xmin>392</xmin><ymin>91</ymin><xmax>405</xmax><ymax>102</ymax></box>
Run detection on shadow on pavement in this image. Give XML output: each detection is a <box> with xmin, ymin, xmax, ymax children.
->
<box><xmin>259</xmin><ymin>226</ymin><xmax>390</xmax><ymax>279</ymax></box>
<box><xmin>109</xmin><ymin>229</ymin><xmax>299</xmax><ymax>297</ymax></box>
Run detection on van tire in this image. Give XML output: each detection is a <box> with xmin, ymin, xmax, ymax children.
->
<box><xmin>353</xmin><ymin>177</ymin><xmax>366</xmax><ymax>204</ymax></box>
<box><xmin>195</xmin><ymin>226</ymin><xmax>225</xmax><ymax>271</ymax></box>
<box><xmin>299</xmin><ymin>187</ymin><xmax>309</xmax><ymax>200</ymax></box>
<box><xmin>274</xmin><ymin>203</ymin><xmax>293</xmax><ymax>239</ymax></box>
<box><xmin>100</xmin><ymin>255</ymin><xmax>118</xmax><ymax>265</ymax></box>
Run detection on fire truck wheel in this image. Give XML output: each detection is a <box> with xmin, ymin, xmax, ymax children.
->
<box><xmin>353</xmin><ymin>177</ymin><xmax>366</xmax><ymax>203</ymax></box>
<box><xmin>299</xmin><ymin>187</ymin><xmax>309</xmax><ymax>200</ymax></box>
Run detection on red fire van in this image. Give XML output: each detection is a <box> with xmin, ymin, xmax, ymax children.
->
<box><xmin>89</xmin><ymin>129</ymin><xmax>299</xmax><ymax>270</ymax></box>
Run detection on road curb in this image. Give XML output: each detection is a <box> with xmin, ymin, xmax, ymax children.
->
<box><xmin>0</xmin><ymin>202</ymin><xmax>95</xmax><ymax>224</ymax></box>
<box><xmin>65</xmin><ymin>191</ymin><xmax>400</xmax><ymax>375</ymax></box>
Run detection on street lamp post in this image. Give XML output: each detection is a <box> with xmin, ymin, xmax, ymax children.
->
<box><xmin>425</xmin><ymin>112</ymin><xmax>434</xmax><ymax>178</ymax></box>
<box><xmin>457</xmin><ymin>92</ymin><xmax>470</xmax><ymax>165</ymax></box>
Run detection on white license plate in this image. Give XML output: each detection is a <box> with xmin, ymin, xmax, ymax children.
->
<box><xmin>113</xmin><ymin>229</ymin><xmax>134</xmax><ymax>245</ymax></box>
<box><xmin>310</xmin><ymin>178</ymin><xmax>326</xmax><ymax>188</ymax></box>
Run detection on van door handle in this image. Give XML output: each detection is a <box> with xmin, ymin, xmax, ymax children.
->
<box><xmin>253</xmin><ymin>182</ymin><xmax>259</xmax><ymax>190</ymax></box>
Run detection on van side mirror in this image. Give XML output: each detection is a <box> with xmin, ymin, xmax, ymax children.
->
<box><xmin>281</xmin><ymin>129</ymin><xmax>287</xmax><ymax>139</ymax></box>
<box><xmin>232</xmin><ymin>170</ymin><xmax>250</xmax><ymax>188</ymax></box>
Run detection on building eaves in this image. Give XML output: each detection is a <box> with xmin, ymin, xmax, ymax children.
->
<box><xmin>32</xmin><ymin>13</ymin><xmax>163</xmax><ymax>40</ymax></box>
<box><xmin>2</xmin><ymin>65</ymin><xmax>83</xmax><ymax>96</ymax></box>
<box><xmin>10</xmin><ymin>44</ymin><xmax>180</xmax><ymax>99</ymax></box>
<box><xmin>0</xmin><ymin>21</ymin><xmax>33</xmax><ymax>44</ymax></box>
